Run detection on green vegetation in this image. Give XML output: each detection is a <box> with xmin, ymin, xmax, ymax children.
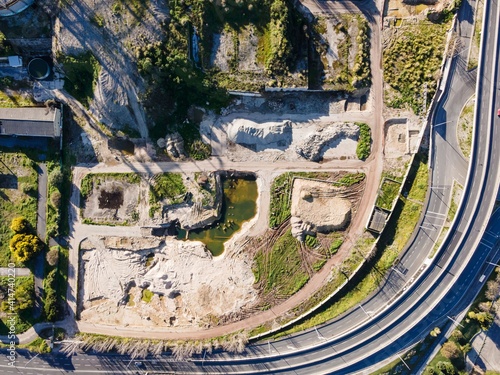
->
<box><xmin>0</xmin><ymin>86</ymin><xmax>36</xmax><ymax>107</ymax></box>
<box><xmin>89</xmin><ymin>13</ymin><xmax>105</xmax><ymax>27</ymax></box>
<box><xmin>47</xmin><ymin>162</ymin><xmax>64</xmax><ymax>239</ymax></box>
<box><xmin>384</xmin><ymin>20</ymin><xmax>450</xmax><ymax>114</ymax></box>
<box><xmin>80</xmin><ymin>172</ymin><xmax>141</xmax><ymax>201</ymax></box>
<box><xmin>9</xmin><ymin>217</ymin><xmax>43</xmax><ymax>264</ymax></box>
<box><xmin>329</xmin><ymin>238</ymin><xmax>343</xmax><ymax>254</ymax></box>
<box><xmin>137</xmin><ymin>0</ymin><xmax>306</xmax><ymax>152</ymax></box>
<box><xmin>268</xmin><ymin>172</ymin><xmax>331</xmax><ymax>228</ymax></box>
<box><xmin>253</xmin><ymin>230</ymin><xmax>309</xmax><ymax>297</ymax></box>
<box><xmin>58</xmin><ymin>52</ymin><xmax>100</xmax><ymax>108</ymax></box>
<box><xmin>458</xmin><ymin>98</ymin><xmax>474</xmax><ymax>158</ymax></box>
<box><xmin>0</xmin><ymin>276</ymin><xmax>36</xmax><ymax>334</ymax></box>
<box><xmin>112</xmin><ymin>0</ymin><xmax>148</xmax><ymax>18</ymax></box>
<box><xmin>0</xmin><ymin>31</ymin><xmax>12</xmax><ymax>57</ymax></box>
<box><xmin>356</xmin><ymin>122</ymin><xmax>371</xmax><ymax>160</ymax></box>
<box><xmin>141</xmin><ymin>289</ymin><xmax>154</xmax><ymax>303</ymax></box>
<box><xmin>0</xmin><ymin>152</ymin><xmax>39</xmax><ymax>266</ymax></box>
<box><xmin>9</xmin><ymin>233</ymin><xmax>43</xmax><ymax>263</ymax></box>
<box><xmin>149</xmin><ymin>173</ymin><xmax>186</xmax><ymax>204</ymax></box>
<box><xmin>376</xmin><ymin>179</ymin><xmax>401</xmax><ymax>210</ymax></box>
<box><xmin>313</xmin><ymin>15</ymin><xmax>371</xmax><ymax>91</ymax></box>
<box><xmin>259</xmin><ymin>154</ymin><xmax>429</xmax><ymax>338</ymax></box>
<box><xmin>334</xmin><ymin>172</ymin><xmax>366</xmax><ymax>187</ymax></box>
<box><xmin>43</xmin><ymin>269</ymin><xmax>58</xmax><ymax>321</ymax></box>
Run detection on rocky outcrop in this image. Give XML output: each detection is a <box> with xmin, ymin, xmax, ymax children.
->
<box><xmin>227</xmin><ymin>119</ymin><xmax>293</xmax><ymax>151</ymax></box>
<box><xmin>295</xmin><ymin>123</ymin><xmax>359</xmax><ymax>162</ymax></box>
<box><xmin>157</xmin><ymin>132</ymin><xmax>187</xmax><ymax>159</ymax></box>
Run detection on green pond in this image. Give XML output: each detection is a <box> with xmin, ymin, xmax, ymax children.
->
<box><xmin>177</xmin><ymin>177</ymin><xmax>258</xmax><ymax>256</ymax></box>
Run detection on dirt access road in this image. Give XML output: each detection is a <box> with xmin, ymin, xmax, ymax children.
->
<box><xmin>64</xmin><ymin>0</ymin><xmax>385</xmax><ymax>340</ymax></box>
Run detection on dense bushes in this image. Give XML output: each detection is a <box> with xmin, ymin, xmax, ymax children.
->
<box><xmin>58</xmin><ymin>52</ymin><xmax>100</xmax><ymax>108</ymax></box>
<box><xmin>9</xmin><ymin>217</ymin><xmax>43</xmax><ymax>263</ymax></box>
<box><xmin>384</xmin><ymin>20</ymin><xmax>448</xmax><ymax>114</ymax></box>
<box><xmin>356</xmin><ymin>122</ymin><xmax>371</xmax><ymax>160</ymax></box>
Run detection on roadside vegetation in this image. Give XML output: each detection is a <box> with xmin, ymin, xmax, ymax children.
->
<box><xmin>431</xmin><ymin>181</ymin><xmax>463</xmax><ymax>258</ymax></box>
<box><xmin>58</xmin><ymin>52</ymin><xmax>100</xmax><ymax>108</ymax></box>
<box><xmin>149</xmin><ymin>173</ymin><xmax>186</xmax><ymax>205</ymax></box>
<box><xmin>61</xmin><ymin>331</ymin><xmax>250</xmax><ymax>360</ymax></box>
<box><xmin>384</xmin><ymin>19</ymin><xmax>450</xmax><ymax>114</ymax></box>
<box><xmin>376</xmin><ymin>178</ymin><xmax>401</xmax><ymax>210</ymax></box>
<box><xmin>253</xmin><ymin>153</ymin><xmax>429</xmax><ymax>338</ymax></box>
<box><xmin>0</xmin><ymin>152</ymin><xmax>38</xmax><ymax>266</ymax></box>
<box><xmin>356</xmin><ymin>122</ymin><xmax>371</xmax><ymax>160</ymax></box>
<box><xmin>457</xmin><ymin>97</ymin><xmax>474</xmax><ymax>158</ymax></box>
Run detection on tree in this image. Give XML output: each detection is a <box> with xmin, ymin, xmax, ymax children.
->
<box><xmin>436</xmin><ymin>361</ymin><xmax>456</xmax><ymax>374</ymax></box>
<box><xmin>9</xmin><ymin>233</ymin><xmax>43</xmax><ymax>262</ymax></box>
<box><xmin>440</xmin><ymin>341</ymin><xmax>461</xmax><ymax>360</ymax></box>
<box><xmin>485</xmin><ymin>280</ymin><xmax>500</xmax><ymax>301</ymax></box>
<box><xmin>10</xmin><ymin>217</ymin><xmax>30</xmax><ymax>234</ymax></box>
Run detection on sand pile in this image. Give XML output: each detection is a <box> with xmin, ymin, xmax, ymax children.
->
<box><xmin>290</xmin><ymin>178</ymin><xmax>352</xmax><ymax>240</ymax></box>
<box><xmin>79</xmin><ymin>236</ymin><xmax>257</xmax><ymax>328</ymax></box>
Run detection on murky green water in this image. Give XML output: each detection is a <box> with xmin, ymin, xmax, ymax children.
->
<box><xmin>177</xmin><ymin>177</ymin><xmax>257</xmax><ymax>256</ymax></box>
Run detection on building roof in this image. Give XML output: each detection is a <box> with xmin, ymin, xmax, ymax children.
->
<box><xmin>0</xmin><ymin>107</ymin><xmax>61</xmax><ymax>138</ymax></box>
<box><xmin>8</xmin><ymin>56</ymin><xmax>22</xmax><ymax>67</ymax></box>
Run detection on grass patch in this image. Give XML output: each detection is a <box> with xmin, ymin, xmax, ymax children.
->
<box><xmin>149</xmin><ymin>173</ymin><xmax>186</xmax><ymax>204</ymax></box>
<box><xmin>384</xmin><ymin>19</ymin><xmax>450</xmax><ymax>114</ymax></box>
<box><xmin>0</xmin><ymin>275</ymin><xmax>38</xmax><ymax>335</ymax></box>
<box><xmin>376</xmin><ymin>179</ymin><xmax>401</xmax><ymax>210</ymax></box>
<box><xmin>0</xmin><ymin>89</ymin><xmax>36</xmax><ymax>108</ymax></box>
<box><xmin>457</xmin><ymin>97</ymin><xmax>474</xmax><ymax>158</ymax></box>
<box><xmin>58</xmin><ymin>52</ymin><xmax>100</xmax><ymax>108</ymax></box>
<box><xmin>356</xmin><ymin>123</ymin><xmax>371</xmax><ymax>160</ymax></box>
<box><xmin>0</xmin><ymin>152</ymin><xmax>38</xmax><ymax>267</ymax></box>
<box><xmin>141</xmin><ymin>289</ymin><xmax>154</xmax><ymax>303</ymax></box>
<box><xmin>253</xmin><ymin>230</ymin><xmax>309</xmax><ymax>297</ymax></box>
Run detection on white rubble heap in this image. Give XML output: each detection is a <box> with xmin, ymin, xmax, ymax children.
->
<box><xmin>79</xmin><ymin>236</ymin><xmax>257</xmax><ymax>328</ymax></box>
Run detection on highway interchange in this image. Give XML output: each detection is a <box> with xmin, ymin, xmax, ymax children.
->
<box><xmin>2</xmin><ymin>0</ymin><xmax>500</xmax><ymax>373</ymax></box>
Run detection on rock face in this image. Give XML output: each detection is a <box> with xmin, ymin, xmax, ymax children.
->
<box><xmin>160</xmin><ymin>132</ymin><xmax>186</xmax><ymax>159</ymax></box>
<box><xmin>295</xmin><ymin>123</ymin><xmax>359</xmax><ymax>162</ymax></box>
<box><xmin>290</xmin><ymin>178</ymin><xmax>352</xmax><ymax>240</ymax></box>
<box><xmin>227</xmin><ymin>119</ymin><xmax>293</xmax><ymax>151</ymax></box>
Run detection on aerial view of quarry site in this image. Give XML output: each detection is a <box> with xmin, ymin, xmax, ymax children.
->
<box><xmin>1</xmin><ymin>0</ymin><xmax>500</xmax><ymax>374</ymax></box>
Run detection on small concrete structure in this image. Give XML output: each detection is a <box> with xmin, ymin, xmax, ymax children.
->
<box><xmin>0</xmin><ymin>107</ymin><xmax>62</xmax><ymax>138</ymax></box>
<box><xmin>8</xmin><ymin>55</ymin><xmax>22</xmax><ymax>67</ymax></box>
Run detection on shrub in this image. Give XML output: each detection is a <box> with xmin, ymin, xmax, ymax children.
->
<box><xmin>440</xmin><ymin>341</ymin><xmax>461</xmax><ymax>360</ymax></box>
<box><xmin>49</xmin><ymin>169</ymin><xmax>63</xmax><ymax>187</ymax></box>
<box><xmin>356</xmin><ymin>122</ymin><xmax>371</xmax><ymax>160</ymax></box>
<box><xmin>10</xmin><ymin>217</ymin><xmax>30</xmax><ymax>234</ymax></box>
<box><xmin>50</xmin><ymin>190</ymin><xmax>62</xmax><ymax>207</ymax></box>
<box><xmin>43</xmin><ymin>269</ymin><xmax>58</xmax><ymax>321</ymax></box>
<box><xmin>9</xmin><ymin>233</ymin><xmax>44</xmax><ymax>262</ymax></box>
<box><xmin>46</xmin><ymin>247</ymin><xmax>59</xmax><ymax>267</ymax></box>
